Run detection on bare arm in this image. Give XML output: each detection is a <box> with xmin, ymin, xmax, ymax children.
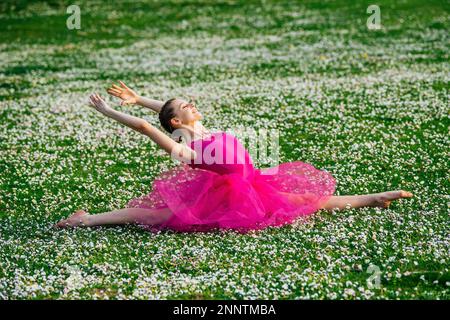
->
<box><xmin>107</xmin><ymin>81</ymin><xmax>164</xmax><ymax>113</ymax></box>
<box><xmin>89</xmin><ymin>93</ymin><xmax>196</xmax><ymax>163</ymax></box>
<box><xmin>136</xmin><ymin>96</ymin><xmax>164</xmax><ymax>113</ymax></box>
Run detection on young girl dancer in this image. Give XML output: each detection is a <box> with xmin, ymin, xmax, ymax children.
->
<box><xmin>56</xmin><ymin>81</ymin><xmax>413</xmax><ymax>232</ymax></box>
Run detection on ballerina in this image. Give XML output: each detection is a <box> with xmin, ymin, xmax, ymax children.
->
<box><xmin>55</xmin><ymin>81</ymin><xmax>413</xmax><ymax>232</ymax></box>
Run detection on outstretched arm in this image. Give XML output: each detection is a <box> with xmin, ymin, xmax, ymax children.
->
<box><xmin>89</xmin><ymin>93</ymin><xmax>196</xmax><ymax>162</ymax></box>
<box><xmin>107</xmin><ymin>81</ymin><xmax>164</xmax><ymax>113</ymax></box>
<box><xmin>136</xmin><ymin>96</ymin><xmax>164</xmax><ymax>113</ymax></box>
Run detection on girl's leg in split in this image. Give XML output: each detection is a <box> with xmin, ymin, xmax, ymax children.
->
<box><xmin>281</xmin><ymin>190</ymin><xmax>413</xmax><ymax>211</ymax></box>
<box><xmin>55</xmin><ymin>207</ymin><xmax>172</xmax><ymax>228</ymax></box>
<box><xmin>321</xmin><ymin>190</ymin><xmax>413</xmax><ymax>211</ymax></box>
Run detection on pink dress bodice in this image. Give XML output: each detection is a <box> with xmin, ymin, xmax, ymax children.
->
<box><xmin>187</xmin><ymin>132</ymin><xmax>256</xmax><ymax>179</ymax></box>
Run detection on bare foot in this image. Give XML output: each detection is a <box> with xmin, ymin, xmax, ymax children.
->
<box><xmin>373</xmin><ymin>190</ymin><xmax>413</xmax><ymax>208</ymax></box>
<box><xmin>55</xmin><ymin>210</ymin><xmax>90</xmax><ymax>228</ymax></box>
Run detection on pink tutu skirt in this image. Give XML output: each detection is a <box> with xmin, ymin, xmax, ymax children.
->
<box><xmin>128</xmin><ymin>132</ymin><xmax>336</xmax><ymax>233</ymax></box>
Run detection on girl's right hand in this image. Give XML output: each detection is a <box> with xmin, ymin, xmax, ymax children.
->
<box><xmin>89</xmin><ymin>93</ymin><xmax>111</xmax><ymax>114</ymax></box>
<box><xmin>107</xmin><ymin>81</ymin><xmax>139</xmax><ymax>106</ymax></box>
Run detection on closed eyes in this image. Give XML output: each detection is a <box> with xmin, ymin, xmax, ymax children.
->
<box><xmin>179</xmin><ymin>99</ymin><xmax>196</xmax><ymax>110</ymax></box>
<box><xmin>183</xmin><ymin>101</ymin><xmax>196</xmax><ymax>109</ymax></box>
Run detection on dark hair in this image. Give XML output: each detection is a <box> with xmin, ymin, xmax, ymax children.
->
<box><xmin>159</xmin><ymin>98</ymin><xmax>177</xmax><ymax>133</ymax></box>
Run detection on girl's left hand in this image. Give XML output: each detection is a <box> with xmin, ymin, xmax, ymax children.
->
<box><xmin>89</xmin><ymin>93</ymin><xmax>111</xmax><ymax>113</ymax></box>
<box><xmin>107</xmin><ymin>81</ymin><xmax>138</xmax><ymax>106</ymax></box>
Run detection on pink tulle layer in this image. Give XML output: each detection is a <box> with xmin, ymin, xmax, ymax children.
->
<box><xmin>128</xmin><ymin>132</ymin><xmax>336</xmax><ymax>233</ymax></box>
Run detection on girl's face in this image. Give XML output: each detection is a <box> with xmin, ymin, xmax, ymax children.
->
<box><xmin>171</xmin><ymin>99</ymin><xmax>203</xmax><ymax>127</ymax></box>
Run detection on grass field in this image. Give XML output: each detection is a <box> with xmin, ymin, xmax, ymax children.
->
<box><xmin>0</xmin><ymin>0</ymin><xmax>448</xmax><ymax>299</ymax></box>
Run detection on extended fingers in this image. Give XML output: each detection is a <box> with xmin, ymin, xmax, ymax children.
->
<box><xmin>89</xmin><ymin>95</ymin><xmax>96</xmax><ymax>106</ymax></box>
<box><xmin>95</xmin><ymin>93</ymin><xmax>103</xmax><ymax>100</ymax></box>
<box><xmin>89</xmin><ymin>93</ymin><xmax>106</xmax><ymax>110</ymax></box>
<box><xmin>107</xmin><ymin>83</ymin><xmax>122</xmax><ymax>95</ymax></box>
<box><xmin>119</xmin><ymin>81</ymin><xmax>129</xmax><ymax>89</ymax></box>
<box><xmin>107</xmin><ymin>89</ymin><xmax>121</xmax><ymax>97</ymax></box>
<box><xmin>112</xmin><ymin>84</ymin><xmax>122</xmax><ymax>91</ymax></box>
<box><xmin>90</xmin><ymin>93</ymin><xmax>104</xmax><ymax>105</ymax></box>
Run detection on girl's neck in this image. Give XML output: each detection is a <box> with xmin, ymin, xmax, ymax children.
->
<box><xmin>179</xmin><ymin>121</ymin><xmax>210</xmax><ymax>141</ymax></box>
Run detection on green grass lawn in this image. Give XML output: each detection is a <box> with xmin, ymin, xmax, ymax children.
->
<box><xmin>0</xmin><ymin>0</ymin><xmax>448</xmax><ymax>299</ymax></box>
